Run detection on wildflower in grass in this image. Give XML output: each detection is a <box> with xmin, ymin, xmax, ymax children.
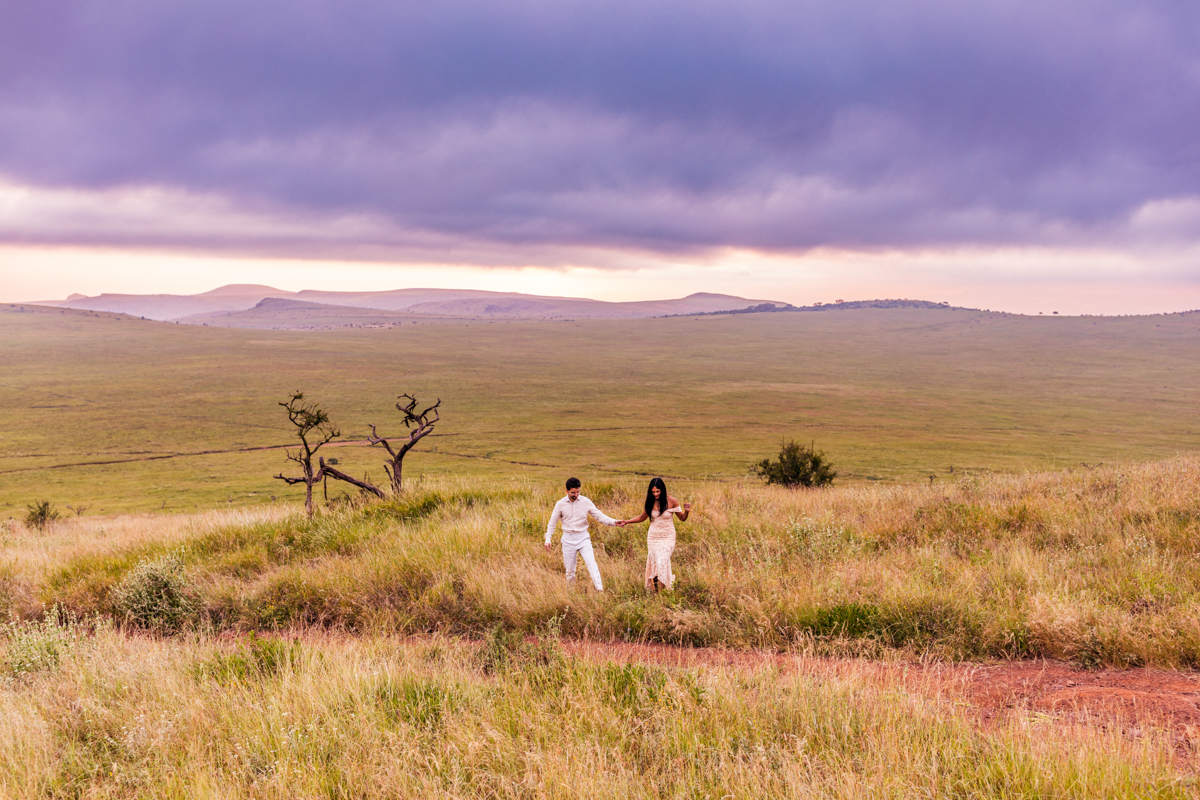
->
<box><xmin>3</xmin><ymin>605</ymin><xmax>75</xmax><ymax>678</ymax></box>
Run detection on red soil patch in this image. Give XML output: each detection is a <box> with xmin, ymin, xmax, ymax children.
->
<box><xmin>961</xmin><ymin>661</ymin><xmax>1200</xmax><ymax>729</ymax></box>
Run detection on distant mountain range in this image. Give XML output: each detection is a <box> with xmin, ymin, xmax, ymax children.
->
<box><xmin>33</xmin><ymin>285</ymin><xmax>792</xmax><ymax>326</ymax></box>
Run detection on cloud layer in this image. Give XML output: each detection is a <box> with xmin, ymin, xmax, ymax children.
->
<box><xmin>2</xmin><ymin>0</ymin><xmax>1199</xmax><ymax>265</ymax></box>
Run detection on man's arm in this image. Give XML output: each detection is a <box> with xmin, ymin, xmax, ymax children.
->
<box><xmin>585</xmin><ymin>499</ymin><xmax>618</xmax><ymax>527</ymax></box>
<box><xmin>545</xmin><ymin>500</ymin><xmax>562</xmax><ymax>547</ymax></box>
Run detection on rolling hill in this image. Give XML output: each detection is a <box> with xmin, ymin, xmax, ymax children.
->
<box><xmin>34</xmin><ymin>285</ymin><xmax>788</xmax><ymax>325</ymax></box>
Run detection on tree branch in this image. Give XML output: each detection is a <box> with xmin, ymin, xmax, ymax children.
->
<box><xmin>319</xmin><ymin>458</ymin><xmax>385</xmax><ymax>498</ymax></box>
<box><xmin>367</xmin><ymin>424</ymin><xmax>399</xmax><ymax>458</ymax></box>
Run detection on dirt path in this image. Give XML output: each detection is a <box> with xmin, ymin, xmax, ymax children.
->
<box><xmin>559</xmin><ymin>641</ymin><xmax>1200</xmax><ymax>750</ymax></box>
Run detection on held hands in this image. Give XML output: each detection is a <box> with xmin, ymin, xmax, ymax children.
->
<box><xmin>615</xmin><ymin>520</ymin><xmax>627</xmax><ymax>527</ymax></box>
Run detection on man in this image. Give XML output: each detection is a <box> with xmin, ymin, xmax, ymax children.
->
<box><xmin>545</xmin><ymin>477</ymin><xmax>622</xmax><ymax>592</ymax></box>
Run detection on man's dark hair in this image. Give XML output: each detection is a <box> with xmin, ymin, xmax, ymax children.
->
<box><xmin>565</xmin><ymin>477</ymin><xmax>581</xmax><ymax>490</ymax></box>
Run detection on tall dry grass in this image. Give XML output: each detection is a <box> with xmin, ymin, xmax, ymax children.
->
<box><xmin>0</xmin><ymin>626</ymin><xmax>1190</xmax><ymax>798</ymax></box>
<box><xmin>3</xmin><ymin>458</ymin><xmax>1200</xmax><ymax>666</ymax></box>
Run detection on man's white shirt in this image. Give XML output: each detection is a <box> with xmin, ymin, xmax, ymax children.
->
<box><xmin>545</xmin><ymin>495</ymin><xmax>617</xmax><ymax>546</ymax></box>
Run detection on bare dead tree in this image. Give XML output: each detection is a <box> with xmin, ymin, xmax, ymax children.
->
<box><xmin>274</xmin><ymin>392</ymin><xmax>386</xmax><ymax>516</ymax></box>
<box><xmin>368</xmin><ymin>394</ymin><xmax>441</xmax><ymax>494</ymax></box>
<box><xmin>273</xmin><ymin>392</ymin><xmax>341</xmax><ymax>517</ymax></box>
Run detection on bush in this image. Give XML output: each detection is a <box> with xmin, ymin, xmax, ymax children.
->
<box><xmin>113</xmin><ymin>552</ymin><xmax>198</xmax><ymax>631</ymax></box>
<box><xmin>753</xmin><ymin>440</ymin><xmax>837</xmax><ymax>488</ymax></box>
<box><xmin>3</xmin><ymin>606</ymin><xmax>76</xmax><ymax>678</ymax></box>
<box><xmin>24</xmin><ymin>500</ymin><xmax>60</xmax><ymax>532</ymax></box>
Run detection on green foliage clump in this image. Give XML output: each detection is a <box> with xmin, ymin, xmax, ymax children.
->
<box><xmin>373</xmin><ymin>675</ymin><xmax>457</xmax><ymax>730</ymax></box>
<box><xmin>247</xmin><ymin>571</ymin><xmax>355</xmax><ymax>629</ymax></box>
<box><xmin>24</xmin><ymin>500</ymin><xmax>60</xmax><ymax>532</ymax></box>
<box><xmin>3</xmin><ymin>606</ymin><xmax>76</xmax><ymax>678</ymax></box>
<box><xmin>476</xmin><ymin>624</ymin><xmax>523</xmax><ymax>674</ymax></box>
<box><xmin>753</xmin><ymin>440</ymin><xmax>836</xmax><ymax>488</ymax></box>
<box><xmin>193</xmin><ymin>634</ymin><xmax>302</xmax><ymax>683</ymax></box>
<box><xmin>475</xmin><ymin>623</ymin><xmax>561</xmax><ymax>674</ymax></box>
<box><xmin>113</xmin><ymin>552</ymin><xmax>198</xmax><ymax>631</ymax></box>
<box><xmin>364</xmin><ymin>492</ymin><xmax>443</xmax><ymax>522</ymax></box>
<box><xmin>602</xmin><ymin>662</ymin><xmax>667</xmax><ymax>711</ymax></box>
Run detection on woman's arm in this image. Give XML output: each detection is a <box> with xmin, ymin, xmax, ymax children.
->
<box><xmin>620</xmin><ymin>512</ymin><xmax>650</xmax><ymax>525</ymax></box>
<box><xmin>668</xmin><ymin>496</ymin><xmax>691</xmax><ymax>521</ymax></box>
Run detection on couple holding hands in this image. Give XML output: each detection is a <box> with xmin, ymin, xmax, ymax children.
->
<box><xmin>544</xmin><ymin>476</ymin><xmax>691</xmax><ymax>593</ymax></box>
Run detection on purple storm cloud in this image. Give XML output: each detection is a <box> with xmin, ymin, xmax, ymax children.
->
<box><xmin>0</xmin><ymin>0</ymin><xmax>1198</xmax><ymax>262</ymax></box>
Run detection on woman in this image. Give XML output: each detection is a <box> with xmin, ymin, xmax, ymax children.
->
<box><xmin>618</xmin><ymin>477</ymin><xmax>691</xmax><ymax>591</ymax></box>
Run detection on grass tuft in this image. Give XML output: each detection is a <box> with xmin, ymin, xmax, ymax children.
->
<box><xmin>192</xmin><ymin>633</ymin><xmax>302</xmax><ymax>683</ymax></box>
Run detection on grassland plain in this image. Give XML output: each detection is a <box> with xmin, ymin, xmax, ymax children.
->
<box><xmin>4</xmin><ymin>458</ymin><xmax>1200</xmax><ymax>668</ymax></box>
<box><xmin>4</xmin><ymin>392</ymin><xmax>1200</xmax><ymax>794</ymax></box>
<box><xmin>2</xmin><ymin>302</ymin><xmax>1200</xmax><ymax>514</ymax></box>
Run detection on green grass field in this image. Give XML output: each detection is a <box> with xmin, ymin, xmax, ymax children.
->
<box><xmin>3</xmin><ymin>302</ymin><xmax>1199</xmax><ymax>515</ymax></box>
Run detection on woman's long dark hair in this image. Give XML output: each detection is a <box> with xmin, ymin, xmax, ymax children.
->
<box><xmin>643</xmin><ymin>477</ymin><xmax>668</xmax><ymax>517</ymax></box>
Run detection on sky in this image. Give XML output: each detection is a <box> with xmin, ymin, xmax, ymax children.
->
<box><xmin>1</xmin><ymin>0</ymin><xmax>1199</xmax><ymax>314</ymax></box>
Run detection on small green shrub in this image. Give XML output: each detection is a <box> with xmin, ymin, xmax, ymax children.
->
<box><xmin>753</xmin><ymin>440</ymin><xmax>836</xmax><ymax>488</ymax></box>
<box><xmin>4</xmin><ymin>606</ymin><xmax>76</xmax><ymax>678</ymax></box>
<box><xmin>113</xmin><ymin>552</ymin><xmax>198</xmax><ymax>631</ymax></box>
<box><xmin>43</xmin><ymin>549</ymin><xmax>149</xmax><ymax>618</ymax></box>
<box><xmin>24</xmin><ymin>500</ymin><xmax>60</xmax><ymax>532</ymax></box>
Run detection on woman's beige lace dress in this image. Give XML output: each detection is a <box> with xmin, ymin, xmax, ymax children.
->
<box><xmin>644</xmin><ymin>506</ymin><xmax>682</xmax><ymax>590</ymax></box>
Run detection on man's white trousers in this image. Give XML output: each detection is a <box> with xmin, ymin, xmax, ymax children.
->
<box><xmin>562</xmin><ymin>538</ymin><xmax>604</xmax><ymax>591</ymax></box>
